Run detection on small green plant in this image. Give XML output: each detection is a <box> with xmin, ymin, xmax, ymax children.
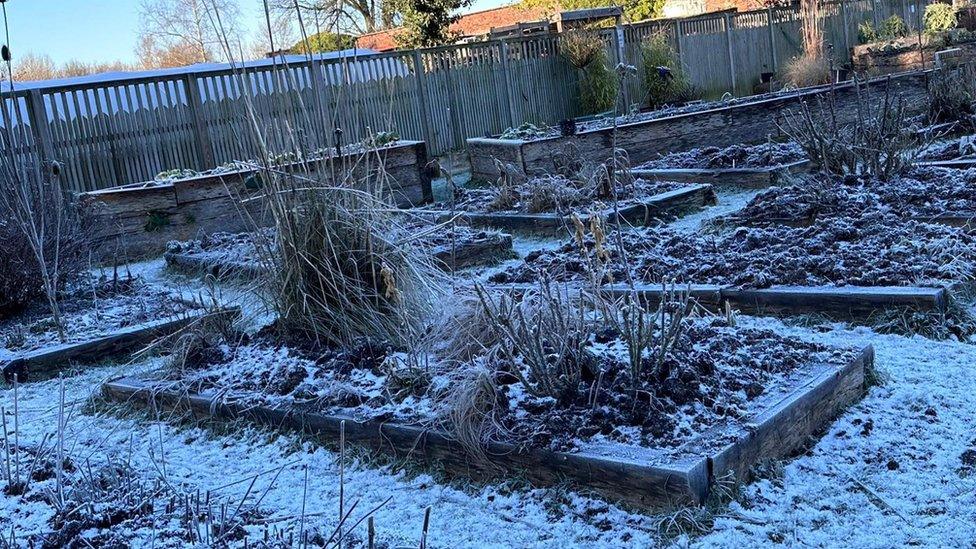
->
<box><xmin>879</xmin><ymin>15</ymin><xmax>909</xmax><ymax>40</ymax></box>
<box><xmin>362</xmin><ymin>130</ymin><xmax>400</xmax><ymax>149</ymax></box>
<box><xmin>499</xmin><ymin>122</ymin><xmax>550</xmax><ymax>140</ymax></box>
<box><xmin>154</xmin><ymin>168</ymin><xmax>199</xmax><ymax>181</ymax></box>
<box><xmin>640</xmin><ymin>32</ymin><xmax>690</xmax><ymax>108</ymax></box>
<box><xmin>925</xmin><ymin>3</ymin><xmax>958</xmax><ymax>36</ymax></box>
<box><xmin>144</xmin><ymin>211</ymin><xmax>171</xmax><ymax>232</ymax></box>
<box><xmin>560</xmin><ymin>29</ymin><xmax>618</xmax><ymax>115</ymax></box>
<box><xmin>858</xmin><ymin>21</ymin><xmax>878</xmax><ymax>44</ymax></box>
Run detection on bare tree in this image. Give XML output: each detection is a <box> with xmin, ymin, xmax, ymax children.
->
<box><xmin>12</xmin><ymin>52</ymin><xmax>56</xmax><ymax>82</ymax></box>
<box><xmin>268</xmin><ymin>0</ymin><xmax>397</xmax><ymax>37</ymax></box>
<box><xmin>137</xmin><ymin>0</ymin><xmax>242</xmax><ymax>67</ymax></box>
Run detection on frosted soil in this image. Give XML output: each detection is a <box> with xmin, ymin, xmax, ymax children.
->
<box><xmin>2</xmin><ymin>316</ymin><xmax>974</xmax><ymax>547</ymax></box>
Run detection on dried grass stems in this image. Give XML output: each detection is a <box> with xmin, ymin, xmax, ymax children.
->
<box><xmin>258</xmin><ymin>169</ymin><xmax>445</xmax><ymax>350</ymax></box>
<box><xmin>201</xmin><ymin>2</ymin><xmax>448</xmax><ymax>352</ymax></box>
<box><xmin>780</xmin><ymin>82</ymin><xmax>923</xmax><ymax>180</ymax></box>
<box><xmin>784</xmin><ymin>0</ymin><xmax>830</xmax><ymax>87</ymax></box>
<box><xmin>0</xmin><ymin>111</ymin><xmax>89</xmax><ymax>341</ymax></box>
<box><xmin>929</xmin><ymin>62</ymin><xmax>976</xmax><ymax>128</ymax></box>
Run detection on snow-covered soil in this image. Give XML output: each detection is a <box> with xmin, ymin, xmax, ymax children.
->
<box><xmin>0</xmin><ymin>274</ymin><xmax>196</xmax><ymax>361</ymax></box>
<box><xmin>635</xmin><ymin>143</ymin><xmax>806</xmax><ymax>170</ymax></box>
<box><xmin>2</xmin><ymin>315</ymin><xmax>974</xmax><ymax>547</ymax></box>
<box><xmin>3</xmin><ymin>181</ymin><xmax>975</xmax><ymax>547</ymax></box>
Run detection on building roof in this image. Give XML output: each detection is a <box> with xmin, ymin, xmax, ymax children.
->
<box><xmin>355</xmin><ymin>4</ymin><xmax>549</xmax><ymax>51</ymax></box>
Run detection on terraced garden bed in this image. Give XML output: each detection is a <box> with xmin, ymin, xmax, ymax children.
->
<box><xmin>425</xmin><ymin>178</ymin><xmax>716</xmax><ymax>236</ymax></box>
<box><xmin>467</xmin><ymin>71</ymin><xmax>931</xmax><ymax>181</ymax></box>
<box><xmin>165</xmin><ymin>224</ymin><xmax>515</xmax><ymax>279</ymax></box>
<box><xmin>489</xmin><ymin>213</ymin><xmax>976</xmax><ymax>333</ymax></box>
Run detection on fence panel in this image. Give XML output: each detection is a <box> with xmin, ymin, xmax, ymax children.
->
<box><xmin>0</xmin><ymin>0</ymin><xmax>938</xmax><ymax>192</ymax></box>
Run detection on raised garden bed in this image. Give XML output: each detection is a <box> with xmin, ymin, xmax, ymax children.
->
<box><xmin>629</xmin><ymin>143</ymin><xmax>811</xmax><ymax>188</ymax></box>
<box><xmin>0</xmin><ymin>276</ymin><xmax>227</xmax><ymax>382</ymax></box>
<box><xmin>83</xmin><ymin>141</ymin><xmax>434</xmax><ymax>262</ymax></box>
<box><xmin>719</xmin><ymin>168</ymin><xmax>976</xmax><ymax>229</ymax></box>
<box><xmin>101</xmin><ymin>320</ymin><xmax>872</xmax><ymax>510</ymax></box>
<box><xmin>467</xmin><ymin>71</ymin><xmax>932</xmax><ymax>181</ymax></box>
<box><xmin>852</xmin><ymin>36</ymin><xmax>976</xmax><ymax>76</ymax></box>
<box><xmin>489</xmin><ymin>213</ymin><xmax>976</xmax><ymax>331</ymax></box>
<box><xmin>426</xmin><ymin>183</ymin><xmax>717</xmax><ymax>236</ymax></box>
<box><xmin>164</xmin><ymin>225</ymin><xmax>515</xmax><ymax>279</ymax></box>
<box><xmin>492</xmin><ymin>282</ymin><xmax>948</xmax><ymax>319</ymax></box>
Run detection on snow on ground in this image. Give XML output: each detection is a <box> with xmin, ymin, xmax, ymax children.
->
<box><xmin>698</xmin><ymin>317</ymin><xmax>976</xmax><ymax>548</ymax></box>
<box><xmin>3</xmin><ymin>313</ymin><xmax>975</xmax><ymax>547</ymax></box>
<box><xmin>0</xmin><ymin>361</ymin><xmax>660</xmax><ymax>547</ymax></box>
<box><xmin>4</xmin><ymin>185</ymin><xmax>975</xmax><ymax>547</ymax></box>
<box><xmin>668</xmin><ymin>187</ymin><xmax>760</xmax><ymax>234</ymax></box>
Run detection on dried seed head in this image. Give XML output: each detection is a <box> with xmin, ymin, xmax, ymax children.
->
<box><xmin>589</xmin><ymin>214</ymin><xmax>608</xmax><ymax>261</ymax></box>
<box><xmin>380</xmin><ymin>262</ymin><xmax>400</xmax><ymax>302</ymax></box>
<box><xmin>570</xmin><ymin>213</ymin><xmax>586</xmax><ymax>249</ymax></box>
<box><xmin>50</xmin><ymin>161</ymin><xmax>61</xmax><ymax>177</ymax></box>
<box><xmin>1</xmin><ymin>45</ymin><xmax>10</xmax><ymax>63</ymax></box>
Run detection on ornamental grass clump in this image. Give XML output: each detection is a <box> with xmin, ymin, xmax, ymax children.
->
<box><xmin>259</xmin><ymin>162</ymin><xmax>444</xmax><ymax>349</ymax></box>
<box><xmin>560</xmin><ymin>29</ymin><xmax>619</xmax><ymax>115</ymax></box>
<box><xmin>640</xmin><ymin>32</ymin><xmax>690</xmax><ymax>108</ymax></box>
<box><xmin>783</xmin><ymin>0</ymin><xmax>830</xmax><ymax>87</ymax></box>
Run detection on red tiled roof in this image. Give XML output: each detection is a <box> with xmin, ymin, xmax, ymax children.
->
<box><xmin>356</xmin><ymin>4</ymin><xmax>549</xmax><ymax>51</ymax></box>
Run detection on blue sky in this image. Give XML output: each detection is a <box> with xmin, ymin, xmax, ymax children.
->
<box><xmin>2</xmin><ymin>0</ymin><xmax>510</xmax><ymax>65</ymax></box>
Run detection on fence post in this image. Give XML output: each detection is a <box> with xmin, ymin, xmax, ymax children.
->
<box><xmin>724</xmin><ymin>13</ymin><xmax>738</xmax><ymax>94</ymax></box>
<box><xmin>25</xmin><ymin>90</ymin><xmax>54</xmax><ymax>164</ymax></box>
<box><xmin>767</xmin><ymin>7</ymin><xmax>778</xmax><ymax>72</ymax></box>
<box><xmin>411</xmin><ymin>50</ymin><xmax>435</xmax><ymax>150</ymax></box>
<box><xmin>840</xmin><ymin>0</ymin><xmax>851</xmax><ymax>54</ymax></box>
<box><xmin>498</xmin><ymin>41</ymin><xmax>516</xmax><ymax>130</ymax></box>
<box><xmin>183</xmin><ymin>74</ymin><xmax>215</xmax><ymax>170</ymax></box>
<box><xmin>675</xmin><ymin>20</ymin><xmax>684</xmax><ymax>67</ymax></box>
<box><xmin>613</xmin><ymin>25</ymin><xmax>631</xmax><ymax>109</ymax></box>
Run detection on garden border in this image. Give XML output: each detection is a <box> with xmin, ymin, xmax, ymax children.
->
<box><xmin>2</xmin><ymin>308</ymin><xmax>239</xmax><ymax>383</ymax></box>
<box><xmin>628</xmin><ymin>160</ymin><xmax>811</xmax><ymax>188</ymax></box>
<box><xmin>427</xmin><ymin>184</ymin><xmax>716</xmax><ymax>236</ymax></box>
<box><xmin>100</xmin><ymin>345</ymin><xmax>871</xmax><ymax>511</ymax></box>
<box><xmin>467</xmin><ymin>70</ymin><xmax>933</xmax><ymax>181</ymax></box>
<box><xmin>164</xmin><ymin>232</ymin><xmax>515</xmax><ymax>279</ymax></box>
<box><xmin>84</xmin><ymin>141</ymin><xmax>434</xmax><ymax>262</ymax></box>
<box><xmin>915</xmin><ymin>159</ymin><xmax>976</xmax><ymax>169</ymax></box>
<box><xmin>492</xmin><ymin>282</ymin><xmax>948</xmax><ymax>319</ymax></box>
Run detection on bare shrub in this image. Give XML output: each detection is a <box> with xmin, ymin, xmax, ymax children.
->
<box><xmin>590</xmin><ymin>284</ymin><xmax>693</xmax><ymax>388</ymax></box>
<box><xmin>0</xmin><ymin>159</ymin><xmax>89</xmax><ymax>337</ymax></box>
<box><xmin>929</xmin><ymin>63</ymin><xmax>976</xmax><ymax>127</ymax></box>
<box><xmin>474</xmin><ymin>281</ymin><xmax>592</xmax><ymax>403</ymax></box>
<box><xmin>780</xmin><ymin>84</ymin><xmax>921</xmax><ymax>180</ymax></box>
<box><xmin>523</xmin><ymin>175</ymin><xmax>583</xmax><ymax>213</ymax></box>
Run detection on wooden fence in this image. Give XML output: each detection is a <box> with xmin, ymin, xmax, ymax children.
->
<box><xmin>0</xmin><ymin>0</ymin><xmax>930</xmax><ymax>193</ymax></box>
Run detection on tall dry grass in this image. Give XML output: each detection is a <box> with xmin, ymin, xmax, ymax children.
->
<box><xmin>784</xmin><ymin>0</ymin><xmax>831</xmax><ymax>87</ymax></box>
